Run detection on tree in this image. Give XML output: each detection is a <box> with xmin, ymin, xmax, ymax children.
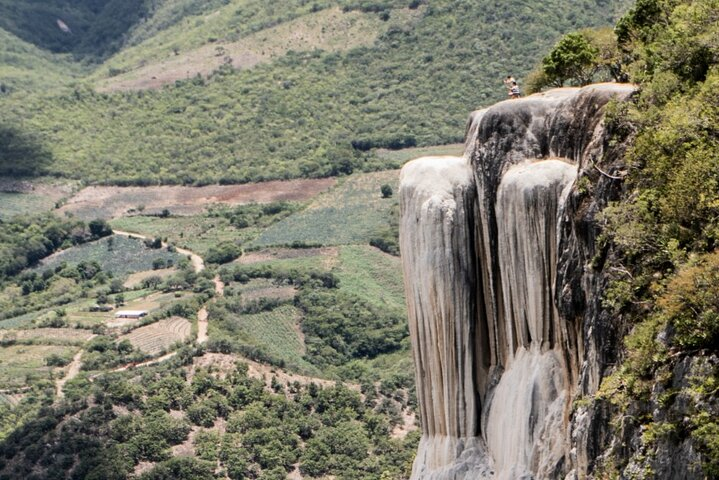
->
<box><xmin>114</xmin><ymin>293</ymin><xmax>125</xmax><ymax>307</ymax></box>
<box><xmin>380</xmin><ymin>184</ymin><xmax>393</xmax><ymax>198</ymax></box>
<box><xmin>89</xmin><ymin>219</ymin><xmax>112</xmax><ymax>238</ymax></box>
<box><xmin>540</xmin><ymin>32</ymin><xmax>600</xmax><ymax>87</ymax></box>
<box><xmin>206</xmin><ymin>241</ymin><xmax>242</xmax><ymax>264</ymax></box>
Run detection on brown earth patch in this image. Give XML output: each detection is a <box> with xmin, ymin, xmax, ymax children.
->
<box><xmin>96</xmin><ymin>7</ymin><xmax>424</xmax><ymax>92</ymax></box>
<box><xmin>238</xmin><ymin>247</ymin><xmax>339</xmax><ymax>265</ymax></box>
<box><xmin>0</xmin><ymin>328</ymin><xmax>94</xmax><ymax>344</ymax></box>
<box><xmin>123</xmin><ymin>268</ymin><xmax>177</xmax><ymax>289</ymax></box>
<box><xmin>190</xmin><ymin>352</ymin><xmax>357</xmax><ymax>391</ymax></box>
<box><xmin>58</xmin><ymin>178</ymin><xmax>336</xmax><ymax>220</ymax></box>
<box><xmin>241</xmin><ymin>286</ymin><xmax>297</xmax><ymax>303</ymax></box>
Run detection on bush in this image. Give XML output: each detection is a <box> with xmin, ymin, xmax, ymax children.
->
<box><xmin>205</xmin><ymin>242</ymin><xmax>242</xmax><ymax>265</ymax></box>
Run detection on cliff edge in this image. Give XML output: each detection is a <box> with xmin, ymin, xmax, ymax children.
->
<box><xmin>399</xmin><ymin>84</ymin><xmax>635</xmax><ymax>479</ymax></box>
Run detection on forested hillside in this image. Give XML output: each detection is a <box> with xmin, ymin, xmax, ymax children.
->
<box><xmin>0</xmin><ymin>0</ymin><xmax>630</xmax><ymax>185</ymax></box>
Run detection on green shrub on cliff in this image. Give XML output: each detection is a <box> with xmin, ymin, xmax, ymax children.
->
<box><xmin>591</xmin><ymin>0</ymin><xmax>719</xmax><ymax>474</ymax></box>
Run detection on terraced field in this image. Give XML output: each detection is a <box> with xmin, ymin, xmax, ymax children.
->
<box><xmin>251</xmin><ymin>170</ymin><xmax>400</xmax><ymax>247</ymax></box>
<box><xmin>121</xmin><ymin>316</ymin><xmax>192</xmax><ymax>355</ymax></box>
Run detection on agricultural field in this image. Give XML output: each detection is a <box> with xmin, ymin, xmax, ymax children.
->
<box><xmin>105</xmin><ymin>291</ymin><xmax>193</xmax><ymax>329</ymax></box>
<box><xmin>252</xmin><ymin>170</ymin><xmax>400</xmax><ymax>247</ymax></box>
<box><xmin>226</xmin><ymin>304</ymin><xmax>315</xmax><ymax>374</ymax></box>
<box><xmin>120</xmin><ymin>316</ymin><xmax>192</xmax><ymax>355</ymax></box>
<box><xmin>235</xmin><ymin>247</ymin><xmax>339</xmax><ymax>273</ymax></box>
<box><xmin>0</xmin><ymin>344</ymin><xmax>77</xmax><ymax>389</ymax></box>
<box><xmin>334</xmin><ymin>245</ymin><xmax>406</xmax><ymax>316</ymax></box>
<box><xmin>230</xmin><ymin>278</ymin><xmax>297</xmax><ymax>304</ymax></box>
<box><xmin>0</xmin><ymin>310</ymin><xmax>44</xmax><ymax>330</ymax></box>
<box><xmin>110</xmin><ymin>215</ymin><xmax>242</xmax><ymax>257</ymax></box>
<box><xmin>123</xmin><ymin>267</ymin><xmax>177</xmax><ymax>289</ymax></box>
<box><xmin>59</xmin><ymin>178</ymin><xmax>334</xmax><ymax>220</ymax></box>
<box><xmin>0</xmin><ymin>328</ymin><xmax>94</xmax><ymax>346</ymax></box>
<box><xmin>37</xmin><ymin>235</ymin><xmax>183</xmax><ymax>278</ymax></box>
<box><xmin>0</xmin><ymin>178</ymin><xmax>76</xmax><ymax>218</ymax></box>
<box><xmin>0</xmin><ymin>393</ymin><xmax>23</xmax><ymax>407</ymax></box>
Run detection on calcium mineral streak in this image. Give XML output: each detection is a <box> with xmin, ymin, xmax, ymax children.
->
<box><xmin>399</xmin><ymin>84</ymin><xmax>635</xmax><ymax>479</ymax></box>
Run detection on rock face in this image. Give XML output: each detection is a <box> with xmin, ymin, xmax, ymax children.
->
<box><xmin>399</xmin><ymin>84</ymin><xmax>636</xmax><ymax>479</ymax></box>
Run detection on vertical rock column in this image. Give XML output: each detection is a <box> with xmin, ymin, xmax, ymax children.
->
<box><xmin>399</xmin><ymin>156</ymin><xmax>493</xmax><ymax>479</ymax></box>
<box><xmin>486</xmin><ymin>159</ymin><xmax>578</xmax><ymax>479</ymax></box>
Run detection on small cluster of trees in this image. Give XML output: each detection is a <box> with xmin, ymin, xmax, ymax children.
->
<box><xmin>0</xmin><ymin>215</ymin><xmax>112</xmax><ymax>281</ymax></box>
<box><xmin>525</xmin><ymin>27</ymin><xmax>626</xmax><ymax>93</ymax></box>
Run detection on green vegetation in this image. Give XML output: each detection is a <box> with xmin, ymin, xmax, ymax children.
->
<box><xmin>0</xmin><ymin>214</ymin><xmax>111</xmax><ymax>281</ymax></box>
<box><xmin>0</xmin><ymin>0</ymin><xmax>629</xmax><ymax>185</ymax></box>
<box><xmin>0</xmin><ymin>28</ymin><xmax>85</xmax><ymax>93</ymax></box>
<box><xmin>560</xmin><ymin>0</ymin><xmax>719</xmax><ymax>474</ymax></box>
<box><xmin>253</xmin><ymin>171</ymin><xmax>400</xmax><ymax>247</ymax></box>
<box><xmin>110</xmin><ymin>202</ymin><xmax>298</xmax><ymax>256</ymax></box>
<box><xmin>0</xmin><ymin>358</ymin><xmax>418</xmax><ymax>479</ymax></box>
<box><xmin>36</xmin><ymin>235</ymin><xmax>182</xmax><ymax>278</ymax></box>
<box><xmin>0</xmin><ymin>344</ymin><xmax>76</xmax><ymax>389</ymax></box>
<box><xmin>0</xmin><ymin>0</ymin><xmax>148</xmax><ymax>59</ymax></box>
<box><xmin>216</xmin><ymin>244</ymin><xmax>409</xmax><ymax>379</ymax></box>
<box><xmin>209</xmin><ymin>303</ymin><xmax>315</xmax><ymax>374</ymax></box>
<box><xmin>526</xmin><ymin>27</ymin><xmax>624</xmax><ymax>91</ymax></box>
<box><xmin>334</xmin><ymin>245</ymin><xmax>405</xmax><ymax>316</ymax></box>
<box><xmin>0</xmin><ymin>179</ymin><xmax>75</xmax><ymax>218</ymax></box>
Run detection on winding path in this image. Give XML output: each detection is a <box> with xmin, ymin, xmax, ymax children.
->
<box><xmin>55</xmin><ymin>334</ymin><xmax>96</xmax><ymax>400</ymax></box>
<box><xmin>54</xmin><ymin>230</ymin><xmax>224</xmax><ymax>398</ymax></box>
<box><xmin>112</xmin><ymin>230</ymin><xmax>205</xmax><ymax>273</ymax></box>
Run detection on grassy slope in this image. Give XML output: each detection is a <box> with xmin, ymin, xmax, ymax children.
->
<box><xmin>0</xmin><ymin>28</ymin><xmax>85</xmax><ymax>93</ymax></box>
<box><xmin>253</xmin><ymin>170</ymin><xmax>400</xmax><ymax>247</ymax></box>
<box><xmin>110</xmin><ymin>215</ymin><xmax>248</xmax><ymax>257</ymax></box>
<box><xmin>334</xmin><ymin>245</ymin><xmax>406</xmax><ymax>316</ymax></box>
<box><xmin>1</xmin><ymin>0</ymin><xmax>631</xmax><ymax>185</ymax></box>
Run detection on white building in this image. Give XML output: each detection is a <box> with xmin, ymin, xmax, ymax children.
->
<box><xmin>114</xmin><ymin>310</ymin><xmax>148</xmax><ymax>319</ymax></box>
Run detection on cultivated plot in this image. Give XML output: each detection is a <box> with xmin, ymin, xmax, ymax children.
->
<box><xmin>37</xmin><ymin>235</ymin><xmax>182</xmax><ymax>278</ymax></box>
<box><xmin>252</xmin><ymin>170</ymin><xmax>400</xmax><ymax>247</ymax></box>
<box><xmin>120</xmin><ymin>316</ymin><xmax>192</xmax><ymax>356</ymax></box>
<box><xmin>0</xmin><ymin>344</ymin><xmax>77</xmax><ymax>389</ymax></box>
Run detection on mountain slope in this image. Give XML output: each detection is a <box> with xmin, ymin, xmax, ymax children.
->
<box><xmin>0</xmin><ymin>28</ymin><xmax>85</xmax><ymax>93</ymax></box>
<box><xmin>1</xmin><ymin>0</ymin><xmax>631</xmax><ymax>185</ymax></box>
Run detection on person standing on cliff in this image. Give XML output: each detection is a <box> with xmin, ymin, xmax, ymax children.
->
<box><xmin>510</xmin><ymin>81</ymin><xmax>521</xmax><ymax>99</ymax></box>
<box><xmin>503</xmin><ymin>75</ymin><xmax>516</xmax><ymax>93</ymax></box>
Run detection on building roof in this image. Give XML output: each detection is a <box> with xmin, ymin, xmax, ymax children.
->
<box><xmin>115</xmin><ymin>310</ymin><xmax>148</xmax><ymax>317</ymax></box>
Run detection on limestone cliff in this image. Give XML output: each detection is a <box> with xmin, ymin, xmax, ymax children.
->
<box><xmin>399</xmin><ymin>84</ymin><xmax>636</xmax><ymax>479</ymax></box>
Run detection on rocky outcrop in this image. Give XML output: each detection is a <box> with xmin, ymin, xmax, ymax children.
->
<box><xmin>399</xmin><ymin>84</ymin><xmax>636</xmax><ymax>479</ymax></box>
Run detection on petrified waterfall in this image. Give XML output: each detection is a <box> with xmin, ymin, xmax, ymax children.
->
<box><xmin>400</xmin><ymin>84</ymin><xmax>635</xmax><ymax>479</ymax></box>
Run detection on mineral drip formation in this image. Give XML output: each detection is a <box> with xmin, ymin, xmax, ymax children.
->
<box><xmin>399</xmin><ymin>84</ymin><xmax>635</xmax><ymax>479</ymax></box>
